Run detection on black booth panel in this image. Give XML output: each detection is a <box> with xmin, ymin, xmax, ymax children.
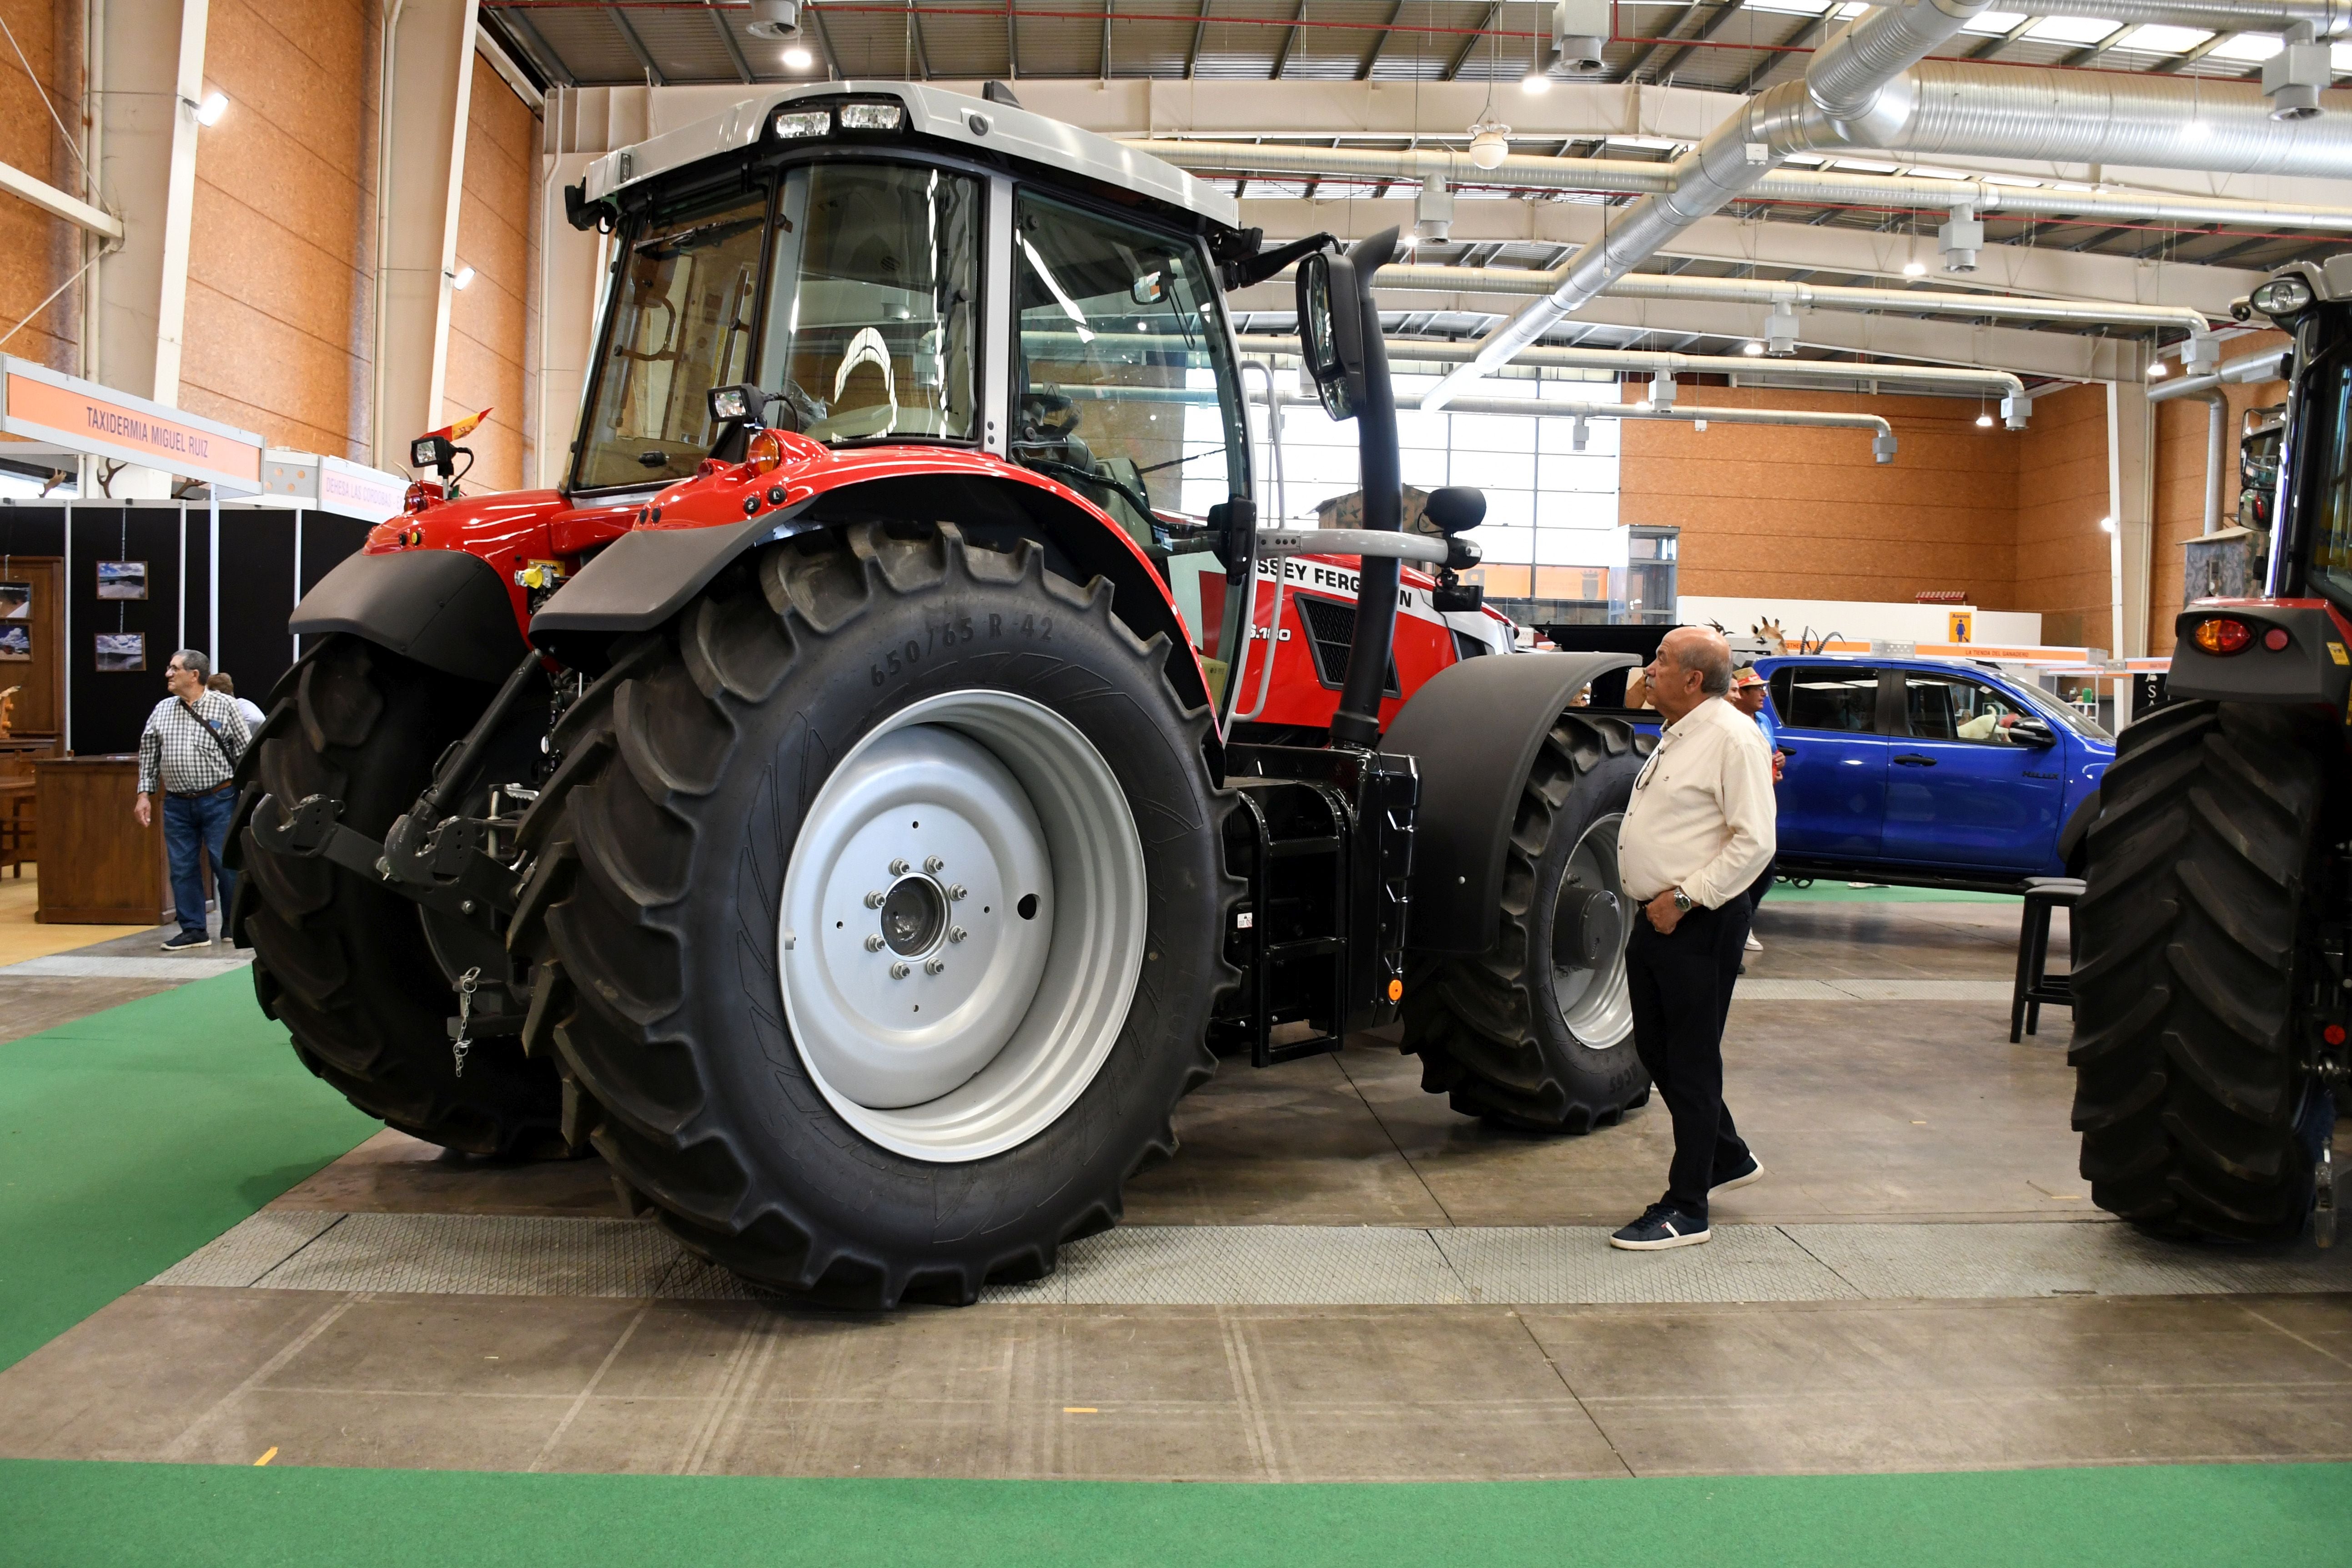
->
<box><xmin>69</xmin><ymin>506</ymin><xmax>188</xmax><ymax>757</ymax></box>
<box><xmin>300</xmin><ymin>513</ymin><xmax>372</xmax><ymax>599</ymax></box>
<box><xmin>217</xmin><ymin>512</ymin><xmax>297</xmax><ymax>707</ymax></box>
<box><xmin>0</xmin><ymin>505</ymin><xmax>68</xmax><ymax>560</ymax></box>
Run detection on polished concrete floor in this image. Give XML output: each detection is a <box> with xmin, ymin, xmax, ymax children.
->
<box><xmin>6</xmin><ymin>898</ymin><xmax>2352</xmax><ymax>1480</ymax></box>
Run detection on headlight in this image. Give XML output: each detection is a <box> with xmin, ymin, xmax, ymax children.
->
<box><xmin>839</xmin><ymin>101</ymin><xmax>905</xmax><ymax>132</ymax></box>
<box><xmin>772</xmin><ymin>109</ymin><xmax>830</xmax><ymax>139</ymax></box>
<box><xmin>2251</xmin><ymin>275</ymin><xmax>2314</xmax><ymax>318</ymax></box>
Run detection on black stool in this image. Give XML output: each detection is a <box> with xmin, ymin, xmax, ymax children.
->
<box><xmin>2011</xmin><ymin>876</ymin><xmax>2083</xmax><ymax>1042</ymax></box>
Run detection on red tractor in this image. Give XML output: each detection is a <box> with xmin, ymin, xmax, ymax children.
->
<box><xmin>2073</xmin><ymin>260</ymin><xmax>2352</xmax><ymax>1246</ymax></box>
<box><xmin>231</xmin><ymin>83</ymin><xmax>1652</xmax><ymax>1304</ymax></box>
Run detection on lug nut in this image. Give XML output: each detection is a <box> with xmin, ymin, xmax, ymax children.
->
<box><xmin>925</xmin><ymin>957</ymin><xmax>945</xmax><ymax>976</ymax></box>
<box><xmin>890</xmin><ymin>961</ymin><xmax>910</xmax><ymax>979</ymax></box>
<box><xmin>864</xmin><ymin>934</ymin><xmax>885</xmax><ymax>952</ymax></box>
<box><xmin>949</xmin><ymin>925</ymin><xmax>967</xmax><ymax>944</ymax></box>
<box><xmin>924</xmin><ymin>856</ymin><xmax>945</xmax><ymax>874</ymax></box>
<box><xmin>889</xmin><ymin>859</ymin><xmax>910</xmax><ymax>875</ymax></box>
<box><xmin>948</xmin><ymin>884</ymin><xmax>967</xmax><ymax>901</ymax></box>
<box><xmin>864</xmin><ymin>890</ymin><xmax>886</xmax><ymax>908</ymax></box>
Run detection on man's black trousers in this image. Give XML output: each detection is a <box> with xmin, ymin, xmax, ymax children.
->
<box><xmin>1626</xmin><ymin>898</ymin><xmax>1754</xmax><ymax>1217</ymax></box>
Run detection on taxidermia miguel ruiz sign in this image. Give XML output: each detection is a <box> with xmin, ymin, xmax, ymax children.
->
<box><xmin>0</xmin><ymin>355</ymin><xmax>263</xmax><ymax>495</ymax></box>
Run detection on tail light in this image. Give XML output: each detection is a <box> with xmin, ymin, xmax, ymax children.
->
<box><xmin>2192</xmin><ymin>617</ymin><xmax>2253</xmax><ymax>655</ymax></box>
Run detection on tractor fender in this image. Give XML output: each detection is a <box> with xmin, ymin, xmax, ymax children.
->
<box><xmin>1381</xmin><ymin>650</ymin><xmax>1639</xmax><ymax>957</ymax></box>
<box><xmin>290</xmin><ymin>547</ymin><xmax>530</xmax><ymax>684</ymax></box>
<box><xmin>529</xmin><ymin>472</ymin><xmax>1207</xmax><ymax>711</ymax></box>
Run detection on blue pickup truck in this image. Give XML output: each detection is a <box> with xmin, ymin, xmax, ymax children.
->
<box><xmin>1751</xmin><ymin>653</ymin><xmax>2114</xmax><ymax>890</ymax></box>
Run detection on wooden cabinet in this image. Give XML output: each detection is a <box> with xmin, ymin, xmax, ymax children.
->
<box><xmin>35</xmin><ymin>756</ymin><xmax>169</xmax><ymax>924</ymax></box>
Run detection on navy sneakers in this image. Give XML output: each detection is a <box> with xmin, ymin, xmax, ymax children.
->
<box><xmin>160</xmin><ymin>930</ymin><xmax>211</xmax><ymax>950</ymax></box>
<box><xmin>1609</xmin><ymin>1203</ymin><xmax>1712</xmax><ymax>1251</ymax></box>
<box><xmin>1712</xmin><ymin>1154</ymin><xmax>1765</xmax><ymax>1194</ymax></box>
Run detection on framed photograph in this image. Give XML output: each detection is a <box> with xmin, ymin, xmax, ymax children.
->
<box><xmin>94</xmin><ymin>632</ymin><xmax>145</xmax><ymax>672</ymax></box>
<box><xmin>95</xmin><ymin>560</ymin><xmax>148</xmax><ymax>601</ymax></box>
<box><xmin>0</xmin><ymin>580</ymin><xmax>28</xmax><ymax>620</ymax></box>
<box><xmin>0</xmin><ymin>625</ymin><xmax>27</xmax><ymax>662</ymax></box>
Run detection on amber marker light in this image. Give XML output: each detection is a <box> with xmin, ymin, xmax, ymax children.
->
<box><xmin>2193</xmin><ymin>618</ymin><xmax>2253</xmax><ymax>655</ymax></box>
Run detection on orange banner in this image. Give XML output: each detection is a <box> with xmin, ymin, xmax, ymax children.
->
<box><xmin>4</xmin><ymin>371</ymin><xmax>262</xmax><ymax>487</ymax></box>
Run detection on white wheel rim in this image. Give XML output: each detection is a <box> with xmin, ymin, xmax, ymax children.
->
<box><xmin>1550</xmin><ymin>812</ymin><xmax>1634</xmax><ymax>1047</ymax></box>
<box><xmin>777</xmin><ymin>689</ymin><xmax>1147</xmax><ymax>1163</ymax></box>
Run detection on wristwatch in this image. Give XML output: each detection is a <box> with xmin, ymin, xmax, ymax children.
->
<box><xmin>1671</xmin><ymin>887</ymin><xmax>1694</xmax><ymax>913</ymax></box>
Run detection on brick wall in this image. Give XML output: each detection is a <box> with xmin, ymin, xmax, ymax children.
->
<box><xmin>0</xmin><ymin>0</ymin><xmax>85</xmax><ymax>382</ymax></box>
<box><xmin>177</xmin><ymin>0</ymin><xmax>380</xmax><ymax>461</ymax></box>
<box><xmin>1618</xmin><ymin>383</ymin><xmax>2020</xmax><ymax>608</ymax></box>
<box><xmin>2005</xmin><ymin>382</ymin><xmax>2114</xmax><ymax>650</ymax></box>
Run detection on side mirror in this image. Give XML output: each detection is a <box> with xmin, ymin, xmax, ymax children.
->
<box><xmin>1424</xmin><ymin>486</ymin><xmax>1486</xmax><ymax>535</ymax></box>
<box><xmin>2010</xmin><ymin>718</ymin><xmax>2056</xmax><ymax>747</ymax></box>
<box><xmin>1296</xmin><ymin>249</ymin><xmax>1366</xmax><ymax>421</ymax></box>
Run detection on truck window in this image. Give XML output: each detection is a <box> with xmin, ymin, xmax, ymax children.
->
<box><xmin>1903</xmin><ymin>673</ymin><xmax>2029</xmax><ymax>742</ymax></box>
<box><xmin>1778</xmin><ymin>668</ymin><xmax>1879</xmax><ymax>732</ymax></box>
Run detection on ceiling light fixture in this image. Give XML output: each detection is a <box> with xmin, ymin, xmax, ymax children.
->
<box><xmin>2099</xmin><ymin>515</ymin><xmax>2116</xmax><ymax>533</ymax></box>
<box><xmin>195</xmin><ymin>91</ymin><xmax>229</xmax><ymax>127</ymax></box>
<box><xmin>451</xmin><ymin>265</ymin><xmax>476</xmax><ymax>291</ymax></box>
<box><xmin>1467</xmin><ymin>121</ymin><xmax>1511</xmax><ymax>171</ymax></box>
<box><xmin>748</xmin><ymin>0</ymin><xmax>804</xmax><ymax>39</ymax></box>
<box><xmin>1976</xmin><ymin>410</ymin><xmax>1994</xmax><ymax>427</ymax></box>
<box><xmin>1742</xmin><ymin>340</ymin><xmax>1766</xmax><ymax>357</ymax></box>
<box><xmin>2148</xmin><ymin>358</ymin><xmax>2169</xmax><ymax>378</ymax></box>
<box><xmin>783</xmin><ymin>45</ymin><xmax>814</xmax><ymax>68</ymax></box>
<box><xmin>1902</xmin><ymin>258</ymin><xmax>1927</xmax><ymax>278</ymax></box>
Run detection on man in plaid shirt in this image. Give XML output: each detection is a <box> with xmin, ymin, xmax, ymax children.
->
<box><xmin>134</xmin><ymin>648</ymin><xmax>252</xmax><ymax>948</ymax></box>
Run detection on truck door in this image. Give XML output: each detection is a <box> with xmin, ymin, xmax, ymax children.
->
<box><xmin>1766</xmin><ymin>663</ymin><xmax>1888</xmax><ymax>859</ymax></box>
<box><xmin>1879</xmin><ymin>669</ymin><xmax>2065</xmax><ymax>872</ymax></box>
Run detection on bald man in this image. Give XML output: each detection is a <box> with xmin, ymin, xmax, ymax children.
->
<box><xmin>1608</xmin><ymin>627</ymin><xmax>1778</xmax><ymax>1251</ymax></box>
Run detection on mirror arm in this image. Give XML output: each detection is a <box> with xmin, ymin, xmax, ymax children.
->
<box><xmin>1223</xmin><ymin>231</ymin><xmax>1335</xmax><ymax>292</ymax></box>
<box><xmin>1328</xmin><ymin>227</ymin><xmax>1403</xmax><ymax>751</ymax></box>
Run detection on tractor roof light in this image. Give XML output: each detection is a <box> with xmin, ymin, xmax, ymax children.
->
<box><xmin>773</xmin><ymin>108</ymin><xmax>831</xmax><ymax>140</ymax></box>
<box><xmin>839</xmin><ymin>101</ymin><xmax>906</xmax><ymax>132</ymax></box>
<box><xmin>2193</xmin><ymin>617</ymin><xmax>2254</xmax><ymax>655</ymax></box>
<box><xmin>2251</xmin><ymin>275</ymin><xmax>2314</xmax><ymax>321</ymax></box>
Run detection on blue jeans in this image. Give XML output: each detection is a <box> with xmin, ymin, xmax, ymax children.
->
<box><xmin>164</xmin><ymin>785</ymin><xmax>237</xmax><ymax>939</ymax></box>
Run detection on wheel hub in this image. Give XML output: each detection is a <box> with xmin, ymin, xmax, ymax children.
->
<box><xmin>1549</xmin><ymin>812</ymin><xmax>1634</xmax><ymax>1047</ymax></box>
<box><xmin>777</xmin><ymin>689</ymin><xmax>1146</xmax><ymax>1163</ymax></box>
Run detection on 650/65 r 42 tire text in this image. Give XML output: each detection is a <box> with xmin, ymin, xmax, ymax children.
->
<box><xmin>228</xmin><ymin>634</ymin><xmax>567</xmax><ymax>1156</ymax></box>
<box><xmin>2071</xmin><ymin>698</ymin><xmax>2341</xmax><ymax>1241</ymax></box>
<box><xmin>1401</xmin><ymin>712</ymin><xmax>1653</xmax><ymax>1131</ymax></box>
<box><xmin>511</xmin><ymin>521</ymin><xmax>1236</xmax><ymax>1307</ymax></box>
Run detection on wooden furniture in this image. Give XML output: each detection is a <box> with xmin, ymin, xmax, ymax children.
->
<box><xmin>0</xmin><ymin>778</ymin><xmax>30</xmax><ymax>878</ymax></box>
<box><xmin>35</xmin><ymin>756</ymin><xmax>169</xmax><ymax>924</ymax></box>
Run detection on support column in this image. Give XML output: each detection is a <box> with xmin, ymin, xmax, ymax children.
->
<box><xmin>373</xmin><ymin>0</ymin><xmax>482</xmax><ymax>471</ymax></box>
<box><xmin>2106</xmin><ymin>376</ymin><xmax>2156</xmax><ymax>658</ymax></box>
<box><xmin>534</xmin><ymin>141</ymin><xmax>606</xmax><ymax>489</ymax></box>
<box><xmin>87</xmin><ymin>0</ymin><xmax>210</xmax><ymax>498</ymax></box>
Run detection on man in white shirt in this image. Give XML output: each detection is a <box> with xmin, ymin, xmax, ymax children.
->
<box><xmin>1608</xmin><ymin>627</ymin><xmax>1778</xmax><ymax>1251</ymax></box>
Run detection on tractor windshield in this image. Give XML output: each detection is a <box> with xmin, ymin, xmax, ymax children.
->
<box><xmin>1011</xmin><ymin>191</ymin><xmax>1248</xmax><ymax>547</ymax></box>
<box><xmin>759</xmin><ymin>162</ymin><xmax>981</xmax><ymax>443</ymax></box>
<box><xmin>575</xmin><ymin>190</ymin><xmax>769</xmax><ymax>491</ymax></box>
<box><xmin>2300</xmin><ymin>345</ymin><xmax>2352</xmax><ymax>608</ymax></box>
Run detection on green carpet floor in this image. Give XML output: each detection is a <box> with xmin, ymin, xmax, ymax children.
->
<box><xmin>3</xmin><ymin>1458</ymin><xmax>2347</xmax><ymax>1568</ymax></box>
<box><xmin>4</xmin><ymin>955</ymin><xmax>2344</xmax><ymax>1568</ymax></box>
<box><xmin>0</xmin><ymin>972</ymin><xmax>378</xmax><ymax>1372</ymax></box>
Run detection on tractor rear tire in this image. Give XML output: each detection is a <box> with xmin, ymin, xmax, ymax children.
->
<box><xmin>2071</xmin><ymin>698</ymin><xmax>2337</xmax><ymax>1241</ymax></box>
<box><xmin>509</xmin><ymin>522</ymin><xmax>1235</xmax><ymax>1307</ymax></box>
<box><xmin>228</xmin><ymin>634</ymin><xmax>567</xmax><ymax>1157</ymax></box>
<box><xmin>1401</xmin><ymin>712</ymin><xmax>1653</xmax><ymax>1132</ymax></box>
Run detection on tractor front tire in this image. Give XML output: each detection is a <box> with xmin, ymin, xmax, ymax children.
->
<box><xmin>1402</xmin><ymin>712</ymin><xmax>1653</xmax><ymax>1132</ymax></box>
<box><xmin>2071</xmin><ymin>698</ymin><xmax>2338</xmax><ymax>1241</ymax></box>
<box><xmin>511</xmin><ymin>522</ymin><xmax>1235</xmax><ymax>1307</ymax></box>
<box><xmin>230</xmin><ymin>634</ymin><xmax>567</xmax><ymax>1157</ymax></box>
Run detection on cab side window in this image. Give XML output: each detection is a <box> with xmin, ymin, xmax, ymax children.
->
<box><xmin>1778</xmin><ymin>668</ymin><xmax>1880</xmax><ymax>732</ymax></box>
<box><xmin>1905</xmin><ymin>673</ymin><xmax>2028</xmax><ymax>743</ymax></box>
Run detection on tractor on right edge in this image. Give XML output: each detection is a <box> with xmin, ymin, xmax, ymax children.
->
<box><xmin>2073</xmin><ymin>258</ymin><xmax>2352</xmax><ymax>1245</ymax></box>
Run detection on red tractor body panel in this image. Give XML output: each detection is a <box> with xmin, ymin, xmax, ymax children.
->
<box><xmin>367</xmin><ymin>434</ymin><xmax>1510</xmax><ymax>734</ymax></box>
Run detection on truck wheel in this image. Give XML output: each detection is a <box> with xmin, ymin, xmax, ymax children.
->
<box><xmin>1402</xmin><ymin>713</ymin><xmax>1652</xmax><ymax>1131</ymax></box>
<box><xmin>230</xmin><ymin>635</ymin><xmax>567</xmax><ymax>1156</ymax></box>
<box><xmin>2071</xmin><ymin>699</ymin><xmax>2338</xmax><ymax>1241</ymax></box>
<box><xmin>512</xmin><ymin>522</ymin><xmax>1234</xmax><ymax>1306</ymax></box>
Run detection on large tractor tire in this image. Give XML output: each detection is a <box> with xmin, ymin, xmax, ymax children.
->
<box><xmin>2071</xmin><ymin>699</ymin><xmax>2339</xmax><ymax>1241</ymax></box>
<box><xmin>510</xmin><ymin>521</ymin><xmax>1236</xmax><ymax>1306</ymax></box>
<box><xmin>228</xmin><ymin>634</ymin><xmax>567</xmax><ymax>1157</ymax></box>
<box><xmin>1401</xmin><ymin>712</ymin><xmax>1653</xmax><ymax>1131</ymax></box>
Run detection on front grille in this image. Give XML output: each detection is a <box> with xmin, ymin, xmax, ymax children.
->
<box><xmin>1293</xmin><ymin>593</ymin><xmax>1401</xmax><ymax>696</ymax></box>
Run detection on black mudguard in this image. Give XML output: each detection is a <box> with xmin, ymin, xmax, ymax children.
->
<box><xmin>291</xmin><ymin>548</ymin><xmax>529</xmax><ymax>683</ymax></box>
<box><xmin>1380</xmin><ymin>651</ymin><xmax>1638</xmax><ymax>957</ymax></box>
